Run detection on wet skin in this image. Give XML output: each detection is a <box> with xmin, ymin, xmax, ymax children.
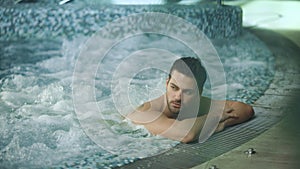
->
<box><xmin>127</xmin><ymin>70</ymin><xmax>254</xmax><ymax>143</ymax></box>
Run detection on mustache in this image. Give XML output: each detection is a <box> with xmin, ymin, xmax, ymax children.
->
<box><xmin>171</xmin><ymin>100</ymin><xmax>181</xmax><ymax>104</ymax></box>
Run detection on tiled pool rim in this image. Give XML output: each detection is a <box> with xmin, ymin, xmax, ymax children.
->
<box><xmin>0</xmin><ymin>3</ymin><xmax>242</xmax><ymax>40</ymax></box>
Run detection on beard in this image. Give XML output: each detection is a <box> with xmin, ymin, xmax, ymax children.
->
<box><xmin>166</xmin><ymin>96</ymin><xmax>181</xmax><ymax>118</ymax></box>
<box><xmin>166</xmin><ymin>94</ymin><xmax>200</xmax><ymax>120</ymax></box>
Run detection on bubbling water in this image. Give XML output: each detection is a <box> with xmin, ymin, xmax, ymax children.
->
<box><xmin>0</xmin><ymin>30</ymin><xmax>274</xmax><ymax>168</ymax></box>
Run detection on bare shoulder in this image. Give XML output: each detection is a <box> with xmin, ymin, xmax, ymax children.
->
<box><xmin>126</xmin><ymin>96</ymin><xmax>165</xmax><ymax>124</ymax></box>
<box><xmin>136</xmin><ymin>95</ymin><xmax>164</xmax><ymax>111</ymax></box>
<box><xmin>145</xmin><ymin>95</ymin><xmax>166</xmax><ymax>111</ymax></box>
<box><xmin>136</xmin><ymin>102</ymin><xmax>151</xmax><ymax>112</ymax></box>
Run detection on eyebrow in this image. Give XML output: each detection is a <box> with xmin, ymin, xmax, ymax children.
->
<box><xmin>170</xmin><ymin>82</ymin><xmax>195</xmax><ymax>91</ymax></box>
<box><xmin>170</xmin><ymin>82</ymin><xmax>178</xmax><ymax>87</ymax></box>
<box><xmin>170</xmin><ymin>82</ymin><xmax>177</xmax><ymax>86</ymax></box>
<box><xmin>183</xmin><ymin>89</ymin><xmax>195</xmax><ymax>92</ymax></box>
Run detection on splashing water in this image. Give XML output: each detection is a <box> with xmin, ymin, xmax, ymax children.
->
<box><xmin>0</xmin><ymin>31</ymin><xmax>274</xmax><ymax>168</ymax></box>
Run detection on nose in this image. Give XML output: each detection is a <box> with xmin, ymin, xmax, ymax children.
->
<box><xmin>174</xmin><ymin>90</ymin><xmax>182</xmax><ymax>101</ymax></box>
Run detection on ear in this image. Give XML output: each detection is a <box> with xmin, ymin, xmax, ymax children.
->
<box><xmin>166</xmin><ymin>77</ymin><xmax>170</xmax><ymax>87</ymax></box>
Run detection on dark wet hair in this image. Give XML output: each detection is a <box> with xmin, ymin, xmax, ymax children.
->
<box><xmin>169</xmin><ymin>57</ymin><xmax>207</xmax><ymax>90</ymax></box>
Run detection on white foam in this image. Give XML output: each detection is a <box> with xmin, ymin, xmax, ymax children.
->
<box><xmin>0</xmin><ymin>30</ymin><xmax>275</xmax><ymax>168</ymax></box>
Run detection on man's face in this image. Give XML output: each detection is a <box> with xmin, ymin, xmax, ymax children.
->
<box><xmin>165</xmin><ymin>70</ymin><xmax>200</xmax><ymax>118</ymax></box>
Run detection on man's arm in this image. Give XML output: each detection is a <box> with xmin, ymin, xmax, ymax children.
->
<box><xmin>215</xmin><ymin>100</ymin><xmax>255</xmax><ymax>132</ymax></box>
<box><xmin>127</xmin><ymin>102</ymin><xmax>206</xmax><ymax>143</ymax></box>
<box><xmin>127</xmin><ymin>100</ymin><xmax>254</xmax><ymax>143</ymax></box>
<box><xmin>176</xmin><ymin>100</ymin><xmax>254</xmax><ymax>142</ymax></box>
<box><xmin>144</xmin><ymin>114</ymin><xmax>208</xmax><ymax>143</ymax></box>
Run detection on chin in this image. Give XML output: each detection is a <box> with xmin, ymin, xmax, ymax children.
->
<box><xmin>171</xmin><ymin>111</ymin><xmax>180</xmax><ymax>118</ymax></box>
<box><xmin>166</xmin><ymin>112</ymin><xmax>178</xmax><ymax>119</ymax></box>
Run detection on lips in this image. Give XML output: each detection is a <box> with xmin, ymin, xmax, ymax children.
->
<box><xmin>172</xmin><ymin>102</ymin><xmax>181</xmax><ymax>108</ymax></box>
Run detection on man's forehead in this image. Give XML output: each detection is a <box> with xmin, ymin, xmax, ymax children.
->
<box><xmin>169</xmin><ymin>70</ymin><xmax>197</xmax><ymax>90</ymax></box>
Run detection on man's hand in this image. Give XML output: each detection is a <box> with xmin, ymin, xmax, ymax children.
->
<box><xmin>220</xmin><ymin>108</ymin><xmax>237</xmax><ymax>122</ymax></box>
<box><xmin>215</xmin><ymin>107</ymin><xmax>238</xmax><ymax>132</ymax></box>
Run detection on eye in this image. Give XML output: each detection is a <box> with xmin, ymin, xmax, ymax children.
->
<box><xmin>170</xmin><ymin>85</ymin><xmax>177</xmax><ymax>91</ymax></box>
<box><xmin>184</xmin><ymin>90</ymin><xmax>194</xmax><ymax>95</ymax></box>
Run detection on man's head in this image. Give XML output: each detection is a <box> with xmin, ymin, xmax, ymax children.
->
<box><xmin>169</xmin><ymin>57</ymin><xmax>207</xmax><ymax>90</ymax></box>
<box><xmin>165</xmin><ymin>57</ymin><xmax>207</xmax><ymax>118</ymax></box>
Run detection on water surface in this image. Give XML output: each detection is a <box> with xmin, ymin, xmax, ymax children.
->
<box><xmin>0</xmin><ymin>31</ymin><xmax>274</xmax><ymax>168</ymax></box>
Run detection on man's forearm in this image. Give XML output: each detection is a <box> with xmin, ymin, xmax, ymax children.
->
<box><xmin>224</xmin><ymin>101</ymin><xmax>254</xmax><ymax>127</ymax></box>
<box><xmin>158</xmin><ymin>115</ymin><xmax>207</xmax><ymax>143</ymax></box>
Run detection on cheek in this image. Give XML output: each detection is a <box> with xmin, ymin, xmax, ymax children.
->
<box><xmin>166</xmin><ymin>90</ymin><xmax>173</xmax><ymax>99</ymax></box>
<box><xmin>182</xmin><ymin>95</ymin><xmax>191</xmax><ymax>102</ymax></box>
<box><xmin>167</xmin><ymin>88</ymin><xmax>174</xmax><ymax>96</ymax></box>
<box><xmin>184</xmin><ymin>95</ymin><xmax>198</xmax><ymax>104</ymax></box>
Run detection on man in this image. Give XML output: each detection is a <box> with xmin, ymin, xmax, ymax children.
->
<box><xmin>127</xmin><ymin>57</ymin><xmax>254</xmax><ymax>143</ymax></box>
